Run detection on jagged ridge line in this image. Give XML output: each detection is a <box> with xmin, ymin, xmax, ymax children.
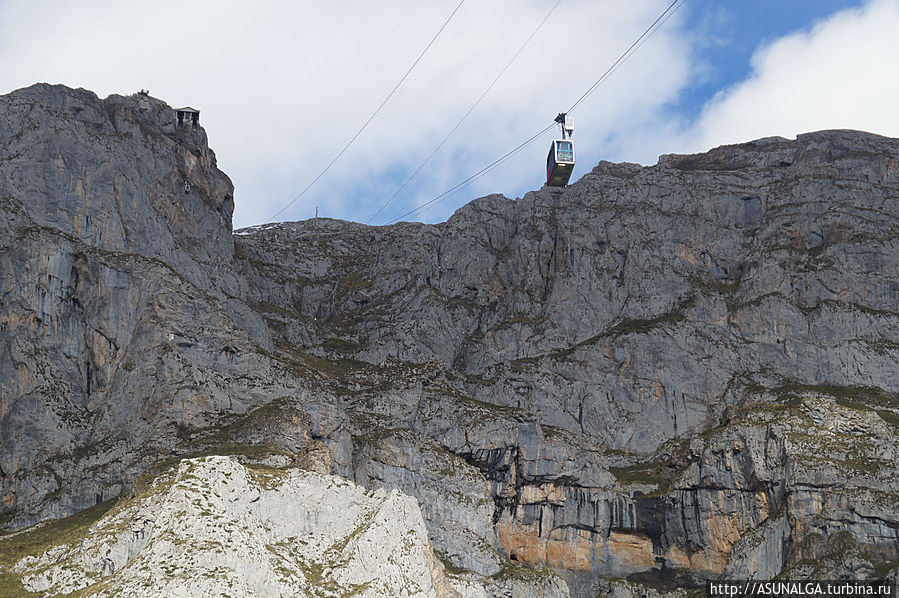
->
<box><xmin>387</xmin><ymin>0</ymin><xmax>686</xmax><ymax>225</ymax></box>
<box><xmin>366</xmin><ymin>0</ymin><xmax>564</xmax><ymax>225</ymax></box>
<box><xmin>386</xmin><ymin>123</ymin><xmax>556</xmax><ymax>224</ymax></box>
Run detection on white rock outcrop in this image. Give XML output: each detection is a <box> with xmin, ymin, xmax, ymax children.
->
<box><xmin>14</xmin><ymin>456</ymin><xmax>491</xmax><ymax>597</ymax></box>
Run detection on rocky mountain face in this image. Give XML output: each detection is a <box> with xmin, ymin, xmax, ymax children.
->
<box><xmin>1</xmin><ymin>84</ymin><xmax>898</xmax><ymax>596</ymax></box>
<box><xmin>13</xmin><ymin>455</ymin><xmax>495</xmax><ymax>597</ymax></box>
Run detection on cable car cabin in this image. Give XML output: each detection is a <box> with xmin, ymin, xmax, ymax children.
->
<box><xmin>546</xmin><ymin>139</ymin><xmax>575</xmax><ymax>187</ymax></box>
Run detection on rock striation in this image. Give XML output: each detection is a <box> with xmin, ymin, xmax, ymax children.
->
<box><xmin>0</xmin><ymin>83</ymin><xmax>276</xmax><ymax>531</ymax></box>
<box><xmin>11</xmin><ymin>455</ymin><xmax>487</xmax><ymax>597</ymax></box>
<box><xmin>1</xmin><ymin>84</ymin><xmax>898</xmax><ymax>596</ymax></box>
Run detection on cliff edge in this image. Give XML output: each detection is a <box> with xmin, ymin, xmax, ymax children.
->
<box><xmin>1</xmin><ymin>84</ymin><xmax>897</xmax><ymax>596</ymax></box>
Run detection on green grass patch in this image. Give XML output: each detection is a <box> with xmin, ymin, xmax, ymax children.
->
<box><xmin>320</xmin><ymin>336</ymin><xmax>362</xmax><ymax>354</ymax></box>
<box><xmin>0</xmin><ymin>499</ymin><xmax>118</xmax><ymax>571</ymax></box>
<box><xmin>511</xmin><ymin>297</ymin><xmax>695</xmax><ymax>367</ymax></box>
<box><xmin>434</xmin><ymin>551</ymin><xmax>469</xmax><ymax>578</ymax></box>
<box><xmin>608</xmin><ymin>460</ymin><xmax>675</xmax><ymax>498</ymax></box>
<box><xmin>0</xmin><ymin>497</ymin><xmax>119</xmax><ymax>596</ymax></box>
<box><xmin>491</xmin><ymin>560</ymin><xmax>559</xmax><ymax>582</ymax></box>
<box><xmin>876</xmin><ymin>409</ymin><xmax>899</xmax><ymax>429</ymax></box>
<box><xmin>246</xmin><ymin>464</ymin><xmax>291</xmax><ymax>490</ymax></box>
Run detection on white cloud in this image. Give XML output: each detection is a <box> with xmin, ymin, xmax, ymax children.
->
<box><xmin>5</xmin><ymin>1</ymin><xmax>895</xmax><ymax>227</ymax></box>
<box><xmin>0</xmin><ymin>0</ymin><xmax>692</xmax><ymax>226</ymax></box>
<box><xmin>630</xmin><ymin>0</ymin><xmax>899</xmax><ymax>162</ymax></box>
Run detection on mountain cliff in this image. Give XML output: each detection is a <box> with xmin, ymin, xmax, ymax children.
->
<box><xmin>1</xmin><ymin>84</ymin><xmax>897</xmax><ymax>597</ymax></box>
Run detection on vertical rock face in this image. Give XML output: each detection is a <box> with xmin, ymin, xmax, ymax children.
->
<box><xmin>0</xmin><ymin>84</ymin><xmax>237</xmax><ymax>290</ymax></box>
<box><xmin>0</xmin><ymin>84</ymin><xmax>276</xmax><ymax>531</ymax></box>
<box><xmin>232</xmin><ymin>130</ymin><xmax>899</xmax><ymax>589</ymax></box>
<box><xmin>1</xmin><ymin>84</ymin><xmax>898</xmax><ymax>597</ymax></box>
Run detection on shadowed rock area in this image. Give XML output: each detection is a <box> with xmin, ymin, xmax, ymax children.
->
<box><xmin>1</xmin><ymin>84</ymin><xmax>898</xmax><ymax>596</ymax></box>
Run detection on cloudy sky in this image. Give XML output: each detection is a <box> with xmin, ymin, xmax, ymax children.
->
<box><xmin>2</xmin><ymin>0</ymin><xmax>897</xmax><ymax>228</ymax></box>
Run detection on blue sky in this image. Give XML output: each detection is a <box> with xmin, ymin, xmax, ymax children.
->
<box><xmin>0</xmin><ymin>0</ymin><xmax>895</xmax><ymax>228</ymax></box>
<box><xmin>675</xmin><ymin>0</ymin><xmax>866</xmax><ymax>120</ymax></box>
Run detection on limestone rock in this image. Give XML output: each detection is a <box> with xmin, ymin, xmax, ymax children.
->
<box><xmin>1</xmin><ymin>83</ymin><xmax>898</xmax><ymax>596</ymax></box>
<box><xmin>13</xmin><ymin>456</ymin><xmax>475</xmax><ymax>597</ymax></box>
<box><xmin>0</xmin><ymin>84</ymin><xmax>279</xmax><ymax>530</ymax></box>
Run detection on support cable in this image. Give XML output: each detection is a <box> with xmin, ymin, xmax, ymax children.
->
<box><xmin>366</xmin><ymin>0</ymin><xmax>563</xmax><ymax>225</ymax></box>
<box><xmin>279</xmin><ymin>0</ymin><xmax>423</xmax><ymax>162</ymax></box>
<box><xmin>266</xmin><ymin>0</ymin><xmax>466</xmax><ymax>223</ymax></box>
<box><xmin>386</xmin><ymin>0</ymin><xmax>685</xmax><ymax>225</ymax></box>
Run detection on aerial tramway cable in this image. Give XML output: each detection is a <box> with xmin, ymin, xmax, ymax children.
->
<box><xmin>265</xmin><ymin>0</ymin><xmax>465</xmax><ymax>224</ymax></box>
<box><xmin>565</xmin><ymin>0</ymin><xmax>684</xmax><ymax>114</ymax></box>
<box><xmin>365</xmin><ymin>0</ymin><xmax>564</xmax><ymax>225</ymax></box>
<box><xmin>384</xmin><ymin>0</ymin><xmax>686</xmax><ymax>225</ymax></box>
<box><xmin>276</xmin><ymin>0</ymin><xmax>423</xmax><ymax>164</ymax></box>
<box><xmin>386</xmin><ymin>125</ymin><xmax>556</xmax><ymax>225</ymax></box>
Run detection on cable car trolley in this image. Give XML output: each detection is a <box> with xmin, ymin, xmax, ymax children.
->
<box><xmin>546</xmin><ymin>112</ymin><xmax>575</xmax><ymax>188</ymax></box>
